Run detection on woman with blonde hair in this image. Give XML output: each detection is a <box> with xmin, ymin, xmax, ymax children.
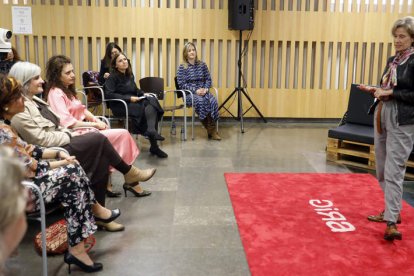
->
<box><xmin>176</xmin><ymin>42</ymin><xmax>221</xmax><ymax>140</ymax></box>
<box><xmin>360</xmin><ymin>16</ymin><xmax>414</xmax><ymax>240</ymax></box>
<box><xmin>0</xmin><ymin>147</ymin><xmax>27</xmax><ymax>273</ymax></box>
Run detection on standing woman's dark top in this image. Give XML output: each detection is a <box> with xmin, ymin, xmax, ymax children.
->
<box><xmin>104</xmin><ymin>53</ymin><xmax>167</xmax><ymax>158</ymax></box>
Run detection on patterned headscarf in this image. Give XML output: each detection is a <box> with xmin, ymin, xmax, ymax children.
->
<box><xmin>381</xmin><ymin>47</ymin><xmax>414</xmax><ymax>89</ymax></box>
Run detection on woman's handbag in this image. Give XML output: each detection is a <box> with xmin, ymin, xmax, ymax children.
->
<box><xmin>34</xmin><ymin>219</ymin><xmax>96</xmax><ymax>256</ymax></box>
<box><xmin>34</xmin><ymin>219</ymin><xmax>68</xmax><ymax>256</ymax></box>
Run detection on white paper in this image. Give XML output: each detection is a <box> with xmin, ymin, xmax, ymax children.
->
<box><xmin>12</xmin><ymin>6</ymin><xmax>32</xmax><ymax>35</ymax></box>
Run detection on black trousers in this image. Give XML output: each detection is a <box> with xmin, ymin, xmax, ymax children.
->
<box><xmin>63</xmin><ymin>132</ymin><xmax>124</xmax><ymax>206</ymax></box>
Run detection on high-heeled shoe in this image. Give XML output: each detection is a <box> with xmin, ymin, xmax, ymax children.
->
<box><xmin>106</xmin><ymin>189</ymin><xmax>122</xmax><ymax>198</ymax></box>
<box><xmin>124</xmin><ymin>166</ymin><xmax>156</xmax><ymax>183</ymax></box>
<box><xmin>94</xmin><ymin>208</ymin><xmax>121</xmax><ymax>223</ymax></box>
<box><xmin>64</xmin><ymin>251</ymin><xmax>103</xmax><ymax>274</ymax></box>
<box><xmin>123</xmin><ymin>183</ymin><xmax>152</xmax><ymax>197</ymax></box>
<box><xmin>96</xmin><ymin>221</ymin><xmax>125</xmax><ymax>232</ymax></box>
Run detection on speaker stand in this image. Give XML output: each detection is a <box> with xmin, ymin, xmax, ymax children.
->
<box><xmin>218</xmin><ymin>30</ymin><xmax>267</xmax><ymax>133</ymax></box>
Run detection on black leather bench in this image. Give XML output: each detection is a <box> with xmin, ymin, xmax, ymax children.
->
<box><xmin>328</xmin><ymin>84</ymin><xmax>374</xmax><ymax>145</ymax></box>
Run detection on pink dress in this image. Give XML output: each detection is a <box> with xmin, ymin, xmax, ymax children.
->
<box><xmin>47</xmin><ymin>87</ymin><xmax>139</xmax><ymax>166</ymax></box>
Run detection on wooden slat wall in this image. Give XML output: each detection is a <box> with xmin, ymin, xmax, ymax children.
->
<box><xmin>1</xmin><ymin>0</ymin><xmax>412</xmax><ymax>118</ymax></box>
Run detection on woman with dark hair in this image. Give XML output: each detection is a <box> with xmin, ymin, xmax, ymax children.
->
<box><xmin>177</xmin><ymin>42</ymin><xmax>221</xmax><ymax>140</ymax></box>
<box><xmin>43</xmin><ymin>56</ymin><xmax>150</xmax><ymax>198</ymax></box>
<box><xmin>105</xmin><ymin>52</ymin><xmax>168</xmax><ymax>158</ymax></box>
<box><xmin>98</xmin><ymin>42</ymin><xmax>122</xmax><ymax>85</ymax></box>
<box><xmin>360</xmin><ymin>16</ymin><xmax>414</xmax><ymax>241</ymax></box>
<box><xmin>0</xmin><ymin>47</ymin><xmax>21</xmax><ymax>74</ymax></box>
<box><xmin>8</xmin><ymin>47</ymin><xmax>21</xmax><ymax>63</ymax></box>
<box><xmin>0</xmin><ymin>75</ymin><xmax>123</xmax><ymax>273</ymax></box>
<box><xmin>9</xmin><ymin>62</ymin><xmax>155</xmax><ymax>212</ymax></box>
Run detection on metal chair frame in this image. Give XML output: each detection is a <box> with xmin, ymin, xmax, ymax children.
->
<box><xmin>177</xmin><ymin>87</ymin><xmax>219</xmax><ymax>134</ymax></box>
<box><xmin>77</xmin><ymin>86</ymin><xmax>129</xmax><ymax>130</ymax></box>
<box><xmin>160</xmin><ymin>89</ymin><xmax>194</xmax><ymax>140</ymax></box>
<box><xmin>140</xmin><ymin>76</ymin><xmax>196</xmax><ymax>141</ymax></box>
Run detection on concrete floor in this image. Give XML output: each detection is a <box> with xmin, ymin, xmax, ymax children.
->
<box><xmin>5</xmin><ymin>121</ymin><xmax>414</xmax><ymax>275</ymax></box>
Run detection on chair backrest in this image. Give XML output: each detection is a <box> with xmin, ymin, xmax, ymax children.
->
<box><xmin>174</xmin><ymin>76</ymin><xmax>184</xmax><ymax>99</ymax></box>
<box><xmin>346</xmin><ymin>83</ymin><xmax>374</xmax><ymax>126</ymax></box>
<box><xmin>139</xmin><ymin>77</ymin><xmax>165</xmax><ymax>100</ymax></box>
<box><xmin>82</xmin><ymin>71</ymin><xmax>102</xmax><ymax>103</ymax></box>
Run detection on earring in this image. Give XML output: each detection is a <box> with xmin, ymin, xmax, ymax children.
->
<box><xmin>4</xmin><ymin>107</ymin><xmax>8</xmax><ymax>111</ymax></box>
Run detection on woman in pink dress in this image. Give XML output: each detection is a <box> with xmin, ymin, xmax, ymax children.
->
<box><xmin>45</xmin><ymin>55</ymin><xmax>150</xmax><ymax>198</ymax></box>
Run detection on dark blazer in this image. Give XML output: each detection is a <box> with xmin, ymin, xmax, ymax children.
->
<box><xmin>380</xmin><ymin>54</ymin><xmax>414</xmax><ymax>125</ymax></box>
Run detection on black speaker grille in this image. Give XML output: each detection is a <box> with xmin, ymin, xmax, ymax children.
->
<box><xmin>228</xmin><ymin>0</ymin><xmax>254</xmax><ymax>30</ymax></box>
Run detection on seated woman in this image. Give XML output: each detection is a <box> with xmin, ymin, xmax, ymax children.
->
<box><xmin>8</xmin><ymin>65</ymin><xmax>155</xmax><ymax>231</ymax></box>
<box><xmin>105</xmin><ymin>52</ymin><xmax>168</xmax><ymax>158</ymax></box>
<box><xmin>0</xmin><ymin>47</ymin><xmax>20</xmax><ymax>74</ymax></box>
<box><xmin>42</xmin><ymin>56</ymin><xmax>143</xmax><ymax>198</ymax></box>
<box><xmin>98</xmin><ymin>42</ymin><xmax>122</xmax><ymax>86</ymax></box>
<box><xmin>0</xmin><ymin>76</ymin><xmax>123</xmax><ymax>273</ymax></box>
<box><xmin>177</xmin><ymin>42</ymin><xmax>221</xmax><ymax>140</ymax></box>
<box><xmin>0</xmin><ymin>147</ymin><xmax>27</xmax><ymax>272</ymax></box>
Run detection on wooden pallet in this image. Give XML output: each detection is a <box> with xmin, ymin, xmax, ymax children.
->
<box><xmin>326</xmin><ymin>137</ymin><xmax>414</xmax><ymax>179</ymax></box>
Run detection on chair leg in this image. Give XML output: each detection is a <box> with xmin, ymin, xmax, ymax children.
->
<box><xmin>159</xmin><ymin>115</ymin><xmax>164</xmax><ymax>135</ymax></box>
<box><xmin>183</xmin><ymin>105</ymin><xmax>187</xmax><ymax>141</ymax></box>
<box><xmin>192</xmin><ymin>108</ymin><xmax>195</xmax><ymax>140</ymax></box>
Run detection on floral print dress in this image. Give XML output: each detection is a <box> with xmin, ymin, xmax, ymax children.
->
<box><xmin>0</xmin><ymin>122</ymin><xmax>97</xmax><ymax>246</ymax></box>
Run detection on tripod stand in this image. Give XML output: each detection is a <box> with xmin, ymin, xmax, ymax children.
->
<box><xmin>218</xmin><ymin>30</ymin><xmax>266</xmax><ymax>133</ymax></box>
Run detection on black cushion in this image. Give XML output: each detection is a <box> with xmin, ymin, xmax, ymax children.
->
<box><xmin>346</xmin><ymin>84</ymin><xmax>375</xmax><ymax>126</ymax></box>
<box><xmin>328</xmin><ymin>123</ymin><xmax>374</xmax><ymax>145</ymax></box>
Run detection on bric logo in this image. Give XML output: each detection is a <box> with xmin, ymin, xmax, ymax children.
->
<box><xmin>309</xmin><ymin>199</ymin><xmax>356</xmax><ymax>233</ymax></box>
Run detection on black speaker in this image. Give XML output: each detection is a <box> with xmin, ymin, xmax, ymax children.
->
<box><xmin>228</xmin><ymin>0</ymin><xmax>254</xmax><ymax>31</ymax></box>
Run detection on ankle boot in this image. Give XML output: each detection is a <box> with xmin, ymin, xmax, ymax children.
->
<box><xmin>206</xmin><ymin>115</ymin><xmax>221</xmax><ymax>140</ymax></box>
<box><xmin>149</xmin><ymin>138</ymin><xmax>168</xmax><ymax>158</ymax></box>
<box><xmin>201</xmin><ymin>118</ymin><xmax>210</xmax><ymax>138</ymax></box>
<box><xmin>124</xmin><ymin>166</ymin><xmax>156</xmax><ymax>184</ymax></box>
<box><xmin>384</xmin><ymin>223</ymin><xmax>402</xmax><ymax>241</ymax></box>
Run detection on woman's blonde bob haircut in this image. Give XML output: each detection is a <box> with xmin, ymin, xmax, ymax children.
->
<box><xmin>182</xmin><ymin>42</ymin><xmax>200</xmax><ymax>65</ymax></box>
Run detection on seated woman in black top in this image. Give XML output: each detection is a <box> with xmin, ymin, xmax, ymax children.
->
<box><xmin>104</xmin><ymin>53</ymin><xmax>168</xmax><ymax>158</ymax></box>
<box><xmin>98</xmin><ymin>42</ymin><xmax>122</xmax><ymax>86</ymax></box>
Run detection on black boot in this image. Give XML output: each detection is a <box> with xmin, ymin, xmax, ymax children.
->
<box><xmin>200</xmin><ymin>118</ymin><xmax>210</xmax><ymax>139</ymax></box>
<box><xmin>149</xmin><ymin>138</ymin><xmax>168</xmax><ymax>158</ymax></box>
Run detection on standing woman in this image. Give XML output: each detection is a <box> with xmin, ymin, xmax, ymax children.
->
<box><xmin>176</xmin><ymin>42</ymin><xmax>221</xmax><ymax>140</ymax></box>
<box><xmin>105</xmin><ymin>52</ymin><xmax>168</xmax><ymax>158</ymax></box>
<box><xmin>360</xmin><ymin>16</ymin><xmax>414</xmax><ymax>241</ymax></box>
<box><xmin>98</xmin><ymin>42</ymin><xmax>122</xmax><ymax>86</ymax></box>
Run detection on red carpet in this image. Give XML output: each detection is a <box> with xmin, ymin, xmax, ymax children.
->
<box><xmin>225</xmin><ymin>173</ymin><xmax>414</xmax><ymax>276</ymax></box>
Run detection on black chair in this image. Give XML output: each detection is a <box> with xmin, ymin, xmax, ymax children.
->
<box><xmin>139</xmin><ymin>77</ymin><xmax>194</xmax><ymax>140</ymax></box>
